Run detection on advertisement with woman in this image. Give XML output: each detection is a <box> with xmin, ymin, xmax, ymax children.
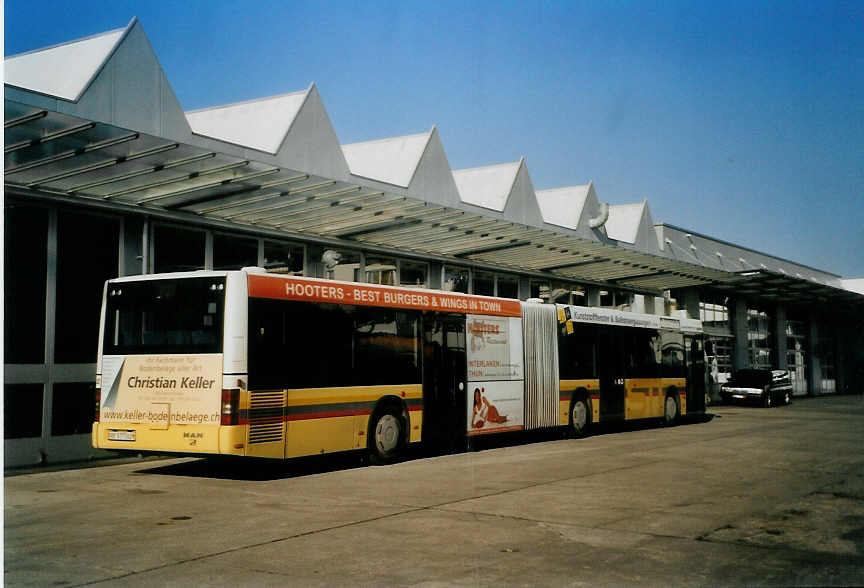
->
<box><xmin>465</xmin><ymin>315</ymin><xmax>524</xmax><ymax>435</ymax></box>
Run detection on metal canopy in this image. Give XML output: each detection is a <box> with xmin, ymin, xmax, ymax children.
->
<box><xmin>710</xmin><ymin>270</ymin><xmax>864</xmax><ymax>310</ymax></box>
<box><xmin>5</xmin><ymin>101</ymin><xmax>861</xmax><ymax>308</ymax></box>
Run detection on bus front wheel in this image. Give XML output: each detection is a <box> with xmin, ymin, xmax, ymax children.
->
<box><xmin>369</xmin><ymin>408</ymin><xmax>405</xmax><ymax>464</ymax></box>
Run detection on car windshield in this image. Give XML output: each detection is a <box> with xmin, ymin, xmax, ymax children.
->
<box><xmin>728</xmin><ymin>369</ymin><xmax>771</xmax><ymax>387</ymax></box>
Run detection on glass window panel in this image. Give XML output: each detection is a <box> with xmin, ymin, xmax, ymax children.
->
<box><xmin>353</xmin><ymin>308</ymin><xmax>420</xmax><ymax>385</ymax></box>
<box><xmin>599</xmin><ymin>290</ymin><xmax>614</xmax><ymax>307</ymax></box>
<box><xmin>103</xmin><ymin>277</ymin><xmax>225</xmax><ymax>355</ymax></box>
<box><xmin>51</xmin><ymin>382</ymin><xmax>96</xmax><ymax>436</ymax></box>
<box><xmin>497</xmin><ymin>276</ymin><xmax>518</xmax><ymax>299</ymax></box>
<box><xmin>400</xmin><ymin>261</ymin><xmax>427</xmax><ymax>288</ymax></box>
<box><xmin>249</xmin><ymin>300</ymin><xmax>353</xmax><ymax>389</ymax></box>
<box><xmin>153</xmin><ymin>225</ymin><xmax>206</xmax><ymax>274</ymax></box>
<box><xmin>263</xmin><ymin>241</ymin><xmax>304</xmax><ymax>274</ymax></box>
<box><xmin>567</xmin><ymin>288</ymin><xmax>586</xmax><ymax>306</ymax></box>
<box><xmin>213</xmin><ymin>233</ymin><xmax>258</xmax><ymax>270</ymax></box>
<box><xmin>818</xmin><ymin>332</ymin><xmax>836</xmax><ymax>394</ymax></box>
<box><xmin>4</xmin><ymin>384</ymin><xmax>43</xmax><ymax>439</ymax></box>
<box><xmin>536</xmin><ymin>281</ymin><xmax>580</xmax><ymax>304</ymax></box>
<box><xmin>4</xmin><ymin>202</ymin><xmax>47</xmax><ymax>363</ymax></box>
<box><xmin>153</xmin><ymin>225</ymin><xmax>205</xmax><ymax>273</ymax></box>
<box><xmin>443</xmin><ymin>266</ymin><xmax>470</xmax><ymax>294</ymax></box>
<box><xmin>631</xmin><ymin>331</ymin><xmax>661</xmax><ymax>377</ymax></box>
<box><xmin>661</xmin><ymin>330</ymin><xmax>686</xmax><ymax>378</ymax></box>
<box><xmin>473</xmin><ymin>272</ymin><xmax>494</xmax><ymax>296</ymax></box>
<box><xmin>699</xmin><ymin>293</ymin><xmax>729</xmax><ymax>329</ymax></box>
<box><xmin>530</xmin><ymin>281</ymin><xmax>549</xmax><ymax>300</ymax></box>
<box><xmin>365</xmin><ymin>256</ymin><xmax>397</xmax><ymax>286</ymax></box>
<box><xmin>559</xmin><ymin>324</ymin><xmax>598</xmax><ymax>379</ymax></box>
<box><xmin>747</xmin><ymin>307</ymin><xmax>774</xmax><ymax>369</ymax></box>
<box><xmin>615</xmin><ymin>292</ymin><xmax>634</xmax><ymax>310</ymax></box>
<box><xmin>55</xmin><ymin>211</ymin><xmax>120</xmax><ymax>363</ymax></box>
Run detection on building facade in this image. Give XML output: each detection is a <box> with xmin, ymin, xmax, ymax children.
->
<box><xmin>5</xmin><ymin>18</ymin><xmax>863</xmax><ymax>467</ymax></box>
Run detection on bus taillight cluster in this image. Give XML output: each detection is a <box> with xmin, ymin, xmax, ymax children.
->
<box><xmin>221</xmin><ymin>388</ymin><xmax>240</xmax><ymax>426</ymax></box>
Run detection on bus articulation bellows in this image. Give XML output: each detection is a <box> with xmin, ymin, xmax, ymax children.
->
<box><xmin>93</xmin><ymin>269</ymin><xmax>706</xmax><ymax>462</ymax></box>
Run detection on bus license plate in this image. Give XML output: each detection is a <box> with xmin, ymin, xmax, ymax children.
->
<box><xmin>108</xmin><ymin>430</ymin><xmax>136</xmax><ymax>442</ymax></box>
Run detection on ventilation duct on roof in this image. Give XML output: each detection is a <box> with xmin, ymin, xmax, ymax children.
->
<box><xmin>588</xmin><ymin>202</ymin><xmax>609</xmax><ymax>229</ymax></box>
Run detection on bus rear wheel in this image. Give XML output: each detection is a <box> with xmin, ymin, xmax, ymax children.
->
<box><xmin>663</xmin><ymin>394</ymin><xmax>679</xmax><ymax>426</ymax></box>
<box><xmin>369</xmin><ymin>408</ymin><xmax>405</xmax><ymax>464</ymax></box>
<box><xmin>570</xmin><ymin>397</ymin><xmax>591</xmax><ymax>438</ymax></box>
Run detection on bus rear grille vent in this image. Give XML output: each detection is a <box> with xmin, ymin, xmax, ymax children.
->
<box><xmin>248</xmin><ymin>390</ymin><xmax>285</xmax><ymax>445</ymax></box>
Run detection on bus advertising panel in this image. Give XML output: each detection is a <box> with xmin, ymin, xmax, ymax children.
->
<box><xmin>465</xmin><ymin>315</ymin><xmax>524</xmax><ymax>435</ymax></box>
<box><xmin>99</xmin><ymin>354</ymin><xmax>223</xmax><ymax>427</ymax></box>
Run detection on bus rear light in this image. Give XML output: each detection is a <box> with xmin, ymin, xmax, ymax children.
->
<box><xmin>94</xmin><ymin>388</ymin><xmax>101</xmax><ymax>422</ymax></box>
<box><xmin>221</xmin><ymin>388</ymin><xmax>240</xmax><ymax>426</ymax></box>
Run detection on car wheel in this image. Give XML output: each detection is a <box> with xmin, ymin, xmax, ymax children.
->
<box><xmin>369</xmin><ymin>408</ymin><xmax>404</xmax><ymax>464</ymax></box>
<box><xmin>664</xmin><ymin>394</ymin><xmax>679</xmax><ymax>425</ymax></box>
<box><xmin>763</xmin><ymin>387</ymin><xmax>773</xmax><ymax>408</ymax></box>
<box><xmin>783</xmin><ymin>391</ymin><xmax>791</xmax><ymax>405</ymax></box>
<box><xmin>570</xmin><ymin>396</ymin><xmax>591</xmax><ymax>438</ymax></box>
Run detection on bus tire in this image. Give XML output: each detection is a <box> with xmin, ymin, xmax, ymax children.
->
<box><xmin>663</xmin><ymin>393</ymin><xmax>679</xmax><ymax>426</ymax></box>
<box><xmin>369</xmin><ymin>405</ymin><xmax>406</xmax><ymax>465</ymax></box>
<box><xmin>569</xmin><ymin>395</ymin><xmax>591</xmax><ymax>438</ymax></box>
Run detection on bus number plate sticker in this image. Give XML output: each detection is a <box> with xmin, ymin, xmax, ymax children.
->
<box><xmin>108</xmin><ymin>430</ymin><xmax>136</xmax><ymax>442</ymax></box>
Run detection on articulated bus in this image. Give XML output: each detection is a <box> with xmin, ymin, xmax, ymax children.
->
<box><xmin>93</xmin><ymin>268</ymin><xmax>705</xmax><ymax>462</ymax></box>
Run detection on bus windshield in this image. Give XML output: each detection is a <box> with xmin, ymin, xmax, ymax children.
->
<box><xmin>102</xmin><ymin>277</ymin><xmax>225</xmax><ymax>355</ymax></box>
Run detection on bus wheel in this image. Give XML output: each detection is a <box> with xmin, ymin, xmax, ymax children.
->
<box><xmin>570</xmin><ymin>397</ymin><xmax>590</xmax><ymax>438</ymax></box>
<box><xmin>663</xmin><ymin>394</ymin><xmax>679</xmax><ymax>426</ymax></box>
<box><xmin>370</xmin><ymin>409</ymin><xmax>404</xmax><ymax>464</ymax></box>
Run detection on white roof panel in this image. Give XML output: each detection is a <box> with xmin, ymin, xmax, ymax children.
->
<box><xmin>535</xmin><ymin>184</ymin><xmax>591</xmax><ymax>230</ymax></box>
<box><xmin>186</xmin><ymin>90</ymin><xmax>308</xmax><ymax>154</ymax></box>
<box><xmin>341</xmin><ymin>130</ymin><xmax>431</xmax><ymax>188</ymax></box>
<box><xmin>4</xmin><ymin>28</ymin><xmax>125</xmax><ymax>101</ymax></box>
<box><xmin>605</xmin><ymin>202</ymin><xmax>645</xmax><ymax>244</ymax></box>
<box><xmin>842</xmin><ymin>279</ymin><xmax>864</xmax><ymax>295</ymax></box>
<box><xmin>452</xmin><ymin>160</ymin><xmax>521</xmax><ymax>211</ymax></box>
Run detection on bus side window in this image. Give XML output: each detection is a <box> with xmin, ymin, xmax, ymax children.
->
<box><xmin>630</xmin><ymin>330</ymin><xmax>660</xmax><ymax>378</ymax></box>
<box><xmin>559</xmin><ymin>325</ymin><xmax>597</xmax><ymax>380</ymax></box>
<box><xmin>660</xmin><ymin>330</ymin><xmax>686</xmax><ymax>378</ymax></box>
<box><xmin>248</xmin><ymin>299</ymin><xmax>288</xmax><ymax>389</ymax></box>
<box><xmin>352</xmin><ymin>307</ymin><xmax>420</xmax><ymax>386</ymax></box>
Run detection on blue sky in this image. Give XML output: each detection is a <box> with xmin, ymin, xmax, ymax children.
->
<box><xmin>5</xmin><ymin>1</ymin><xmax>863</xmax><ymax>277</ymax></box>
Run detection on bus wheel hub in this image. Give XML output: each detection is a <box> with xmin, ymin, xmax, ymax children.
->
<box><xmin>376</xmin><ymin>415</ymin><xmax>400</xmax><ymax>453</ymax></box>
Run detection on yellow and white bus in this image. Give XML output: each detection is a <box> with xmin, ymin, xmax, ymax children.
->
<box><xmin>93</xmin><ymin>268</ymin><xmax>705</xmax><ymax>462</ymax></box>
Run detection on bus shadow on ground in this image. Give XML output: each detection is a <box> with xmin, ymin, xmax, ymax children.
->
<box><xmin>136</xmin><ymin>415</ymin><xmax>716</xmax><ymax>481</ymax></box>
<box><xmin>468</xmin><ymin>413</ymin><xmax>716</xmax><ymax>452</ymax></box>
<box><xmin>135</xmin><ymin>451</ymin><xmax>374</xmax><ymax>481</ymax></box>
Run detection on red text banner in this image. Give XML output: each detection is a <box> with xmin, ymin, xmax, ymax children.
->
<box><xmin>248</xmin><ymin>275</ymin><xmax>522</xmax><ymax>317</ymax></box>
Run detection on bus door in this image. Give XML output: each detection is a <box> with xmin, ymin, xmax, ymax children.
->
<box><xmin>422</xmin><ymin>312</ymin><xmax>467</xmax><ymax>452</ymax></box>
<box><xmin>598</xmin><ymin>331</ymin><xmax>626</xmax><ymax>420</ymax></box>
<box><xmin>685</xmin><ymin>335</ymin><xmax>706</xmax><ymax>414</ymax></box>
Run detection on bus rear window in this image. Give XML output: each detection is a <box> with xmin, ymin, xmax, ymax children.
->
<box><xmin>103</xmin><ymin>277</ymin><xmax>225</xmax><ymax>355</ymax></box>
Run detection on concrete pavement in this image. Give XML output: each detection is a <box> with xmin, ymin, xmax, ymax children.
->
<box><xmin>5</xmin><ymin>395</ymin><xmax>864</xmax><ymax>586</ymax></box>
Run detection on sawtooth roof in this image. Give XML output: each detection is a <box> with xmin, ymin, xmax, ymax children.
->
<box><xmin>186</xmin><ymin>89</ymin><xmax>309</xmax><ymax>154</ymax></box>
<box><xmin>452</xmin><ymin>160</ymin><xmax>521</xmax><ymax>211</ymax></box>
<box><xmin>341</xmin><ymin>130</ymin><xmax>432</xmax><ymax>188</ymax></box>
<box><xmin>4</xmin><ymin>25</ymin><xmax>127</xmax><ymax>101</ymax></box>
